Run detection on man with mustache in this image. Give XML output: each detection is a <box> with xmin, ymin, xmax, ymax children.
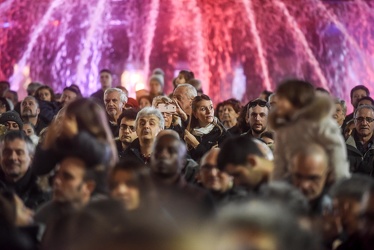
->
<box><xmin>116</xmin><ymin>109</ymin><xmax>138</xmax><ymax>158</ymax></box>
<box><xmin>122</xmin><ymin>107</ymin><xmax>164</xmax><ymax>165</ymax></box>
<box><xmin>20</xmin><ymin>96</ymin><xmax>48</xmax><ymax>135</ymax></box>
<box><xmin>244</xmin><ymin>98</ymin><xmax>270</xmax><ymax>138</ymax></box>
<box><xmin>346</xmin><ymin>105</ymin><xmax>374</xmax><ymax>176</ymax></box>
<box><xmin>0</xmin><ymin>131</ymin><xmax>49</xmax><ymax>209</ymax></box>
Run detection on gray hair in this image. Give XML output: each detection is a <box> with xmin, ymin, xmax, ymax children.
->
<box><xmin>334</xmin><ymin>98</ymin><xmax>347</xmax><ymax>116</ymax></box>
<box><xmin>354</xmin><ymin>104</ymin><xmax>374</xmax><ymax>118</ymax></box>
<box><xmin>135</xmin><ymin>107</ymin><xmax>165</xmax><ymax>130</ymax></box>
<box><xmin>174</xmin><ymin>84</ymin><xmax>197</xmax><ymax>99</ymax></box>
<box><xmin>104</xmin><ymin>88</ymin><xmax>128</xmax><ymax>103</ymax></box>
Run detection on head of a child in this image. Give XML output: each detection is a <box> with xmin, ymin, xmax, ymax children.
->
<box><xmin>275</xmin><ymin>80</ymin><xmax>315</xmax><ymax>119</ymax></box>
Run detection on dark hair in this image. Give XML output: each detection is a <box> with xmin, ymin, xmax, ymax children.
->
<box><xmin>63</xmin><ymin>86</ymin><xmax>81</xmax><ymax>98</ymax></box>
<box><xmin>357</xmin><ymin>96</ymin><xmax>374</xmax><ymax>106</ymax></box>
<box><xmin>329</xmin><ymin>174</ymin><xmax>374</xmax><ymax>201</ymax></box>
<box><xmin>350</xmin><ymin>85</ymin><xmax>370</xmax><ymax>99</ymax></box>
<box><xmin>137</xmin><ymin>95</ymin><xmax>152</xmax><ymax>105</ymax></box>
<box><xmin>222</xmin><ymin>98</ymin><xmax>242</xmax><ymax>114</ymax></box>
<box><xmin>6</xmin><ymin>90</ymin><xmax>18</xmax><ymax>103</ymax></box>
<box><xmin>100</xmin><ymin>69</ymin><xmax>112</xmax><ymax>75</ymax></box>
<box><xmin>109</xmin><ymin>159</ymin><xmax>156</xmax><ymax>209</ymax></box>
<box><xmin>1</xmin><ymin>130</ymin><xmax>35</xmax><ymax>155</ymax></box>
<box><xmin>237</xmin><ymin>101</ymin><xmax>251</xmax><ymax>133</ymax></box>
<box><xmin>178</xmin><ymin>70</ymin><xmax>194</xmax><ymax>82</ymax></box>
<box><xmin>215</xmin><ymin>102</ymin><xmax>224</xmax><ymax>120</ymax></box>
<box><xmin>117</xmin><ymin>109</ymin><xmax>139</xmax><ymax>127</ymax></box>
<box><xmin>0</xmin><ymin>81</ymin><xmax>10</xmax><ymax>88</ymax></box>
<box><xmin>260</xmin><ymin>90</ymin><xmax>273</xmax><ymax>102</ymax></box>
<box><xmin>35</xmin><ymin>85</ymin><xmax>55</xmax><ymax>101</ymax></box>
<box><xmin>260</xmin><ymin>131</ymin><xmax>274</xmax><ymax>140</ymax></box>
<box><xmin>217</xmin><ymin>136</ymin><xmax>264</xmax><ymax>171</ymax></box>
<box><xmin>276</xmin><ymin>79</ymin><xmax>315</xmax><ymax>109</ymax></box>
<box><xmin>0</xmin><ymin>97</ymin><xmax>11</xmax><ymax>112</ymax></box>
<box><xmin>69</xmin><ymin>84</ymin><xmax>83</xmax><ymax>98</ymax></box>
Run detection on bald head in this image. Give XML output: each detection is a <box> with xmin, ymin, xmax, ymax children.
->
<box><xmin>290</xmin><ymin>144</ymin><xmax>330</xmax><ymax>201</ymax></box>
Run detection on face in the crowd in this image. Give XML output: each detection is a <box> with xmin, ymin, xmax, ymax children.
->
<box><xmin>139</xmin><ymin>97</ymin><xmax>151</xmax><ymax>109</ymax></box>
<box><xmin>23</xmin><ymin>123</ymin><xmax>35</xmax><ymax>137</ymax></box>
<box><xmin>199</xmin><ymin>149</ymin><xmax>232</xmax><ymax>192</ymax></box>
<box><xmin>222</xmin><ymin>104</ymin><xmax>239</xmax><ymax>126</ymax></box>
<box><xmin>110</xmin><ymin>170</ymin><xmax>140</xmax><ymax>211</ymax></box>
<box><xmin>175</xmin><ymin>74</ymin><xmax>186</xmax><ymax>85</ymax></box>
<box><xmin>119</xmin><ymin>117</ymin><xmax>137</xmax><ymax>146</ymax></box>
<box><xmin>194</xmin><ymin>100</ymin><xmax>214</xmax><ymax>127</ymax></box>
<box><xmin>53</xmin><ymin>157</ymin><xmax>92</xmax><ymax>204</ymax></box>
<box><xmin>352</xmin><ymin>89</ymin><xmax>368</xmax><ymax>108</ymax></box>
<box><xmin>274</xmin><ymin>95</ymin><xmax>295</xmax><ymax>118</ymax></box>
<box><xmin>150</xmin><ymin>80</ymin><xmax>162</xmax><ymax>95</ymax></box>
<box><xmin>151</xmin><ymin>135</ymin><xmax>184</xmax><ymax>177</ymax></box>
<box><xmin>5</xmin><ymin>91</ymin><xmax>17</xmax><ymax>106</ymax></box>
<box><xmin>160</xmin><ymin>111</ymin><xmax>173</xmax><ymax>128</ymax></box>
<box><xmin>14</xmin><ymin>194</ymin><xmax>34</xmax><ymax>226</ymax></box>
<box><xmin>38</xmin><ymin>89</ymin><xmax>52</xmax><ymax>102</ymax></box>
<box><xmin>217</xmin><ymin>105</ymin><xmax>224</xmax><ymax>122</ymax></box>
<box><xmin>333</xmin><ymin>197</ymin><xmax>361</xmax><ymax>236</ymax></box>
<box><xmin>247</xmin><ymin>105</ymin><xmax>268</xmax><ymax>136</ymax></box>
<box><xmin>358</xmin><ymin>191</ymin><xmax>374</xmax><ymax>247</ymax></box>
<box><xmin>358</xmin><ymin>99</ymin><xmax>374</xmax><ymax>107</ymax></box>
<box><xmin>104</xmin><ymin>91</ymin><xmax>124</xmax><ymax>120</ymax></box>
<box><xmin>0</xmin><ymin>101</ymin><xmax>7</xmax><ymax>115</ymax></box>
<box><xmin>333</xmin><ymin>103</ymin><xmax>346</xmax><ymax>127</ymax></box>
<box><xmin>290</xmin><ymin>154</ymin><xmax>329</xmax><ymax>201</ymax></box>
<box><xmin>269</xmin><ymin>94</ymin><xmax>277</xmax><ymax>109</ymax></box>
<box><xmin>100</xmin><ymin>72</ymin><xmax>112</xmax><ymax>90</ymax></box>
<box><xmin>136</xmin><ymin>115</ymin><xmax>162</xmax><ymax>142</ymax></box>
<box><xmin>0</xmin><ymin>82</ymin><xmax>9</xmax><ymax>97</ymax></box>
<box><xmin>61</xmin><ymin>90</ymin><xmax>77</xmax><ymax>107</ymax></box>
<box><xmin>1</xmin><ymin>138</ymin><xmax>32</xmax><ymax>182</ymax></box>
<box><xmin>173</xmin><ymin>86</ymin><xmax>193</xmax><ymax>114</ymax></box>
<box><xmin>354</xmin><ymin>108</ymin><xmax>374</xmax><ymax>138</ymax></box>
<box><xmin>21</xmin><ymin>97</ymin><xmax>40</xmax><ymax>118</ymax></box>
<box><xmin>4</xmin><ymin>121</ymin><xmax>20</xmax><ymax>131</ymax></box>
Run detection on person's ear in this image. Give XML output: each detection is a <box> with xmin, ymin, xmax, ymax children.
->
<box><xmin>246</xmin><ymin>155</ymin><xmax>258</xmax><ymax>168</ymax></box>
<box><xmin>85</xmin><ymin>180</ymin><xmax>96</xmax><ymax>195</ymax></box>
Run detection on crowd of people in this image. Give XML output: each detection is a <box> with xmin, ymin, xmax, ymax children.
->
<box><xmin>0</xmin><ymin>68</ymin><xmax>374</xmax><ymax>250</ymax></box>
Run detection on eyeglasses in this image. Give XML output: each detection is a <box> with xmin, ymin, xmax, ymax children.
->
<box><xmin>248</xmin><ymin>99</ymin><xmax>270</xmax><ymax>109</ymax></box>
<box><xmin>120</xmin><ymin>124</ymin><xmax>135</xmax><ymax>132</ymax></box>
<box><xmin>354</xmin><ymin>117</ymin><xmax>374</xmax><ymax>123</ymax></box>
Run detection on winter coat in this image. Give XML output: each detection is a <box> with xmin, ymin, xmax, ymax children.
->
<box><xmin>269</xmin><ymin>94</ymin><xmax>350</xmax><ymax>181</ymax></box>
<box><xmin>346</xmin><ymin>132</ymin><xmax>374</xmax><ymax>176</ymax></box>
<box><xmin>188</xmin><ymin>124</ymin><xmax>231</xmax><ymax>162</ymax></box>
<box><xmin>0</xmin><ymin>168</ymin><xmax>50</xmax><ymax>210</ymax></box>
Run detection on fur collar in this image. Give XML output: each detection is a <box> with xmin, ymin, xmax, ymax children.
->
<box><xmin>269</xmin><ymin>93</ymin><xmax>334</xmax><ymax>130</ymax></box>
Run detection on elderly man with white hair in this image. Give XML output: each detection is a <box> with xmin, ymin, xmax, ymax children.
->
<box><xmin>122</xmin><ymin>107</ymin><xmax>164</xmax><ymax>165</ymax></box>
<box><xmin>104</xmin><ymin>88</ymin><xmax>128</xmax><ymax>137</ymax></box>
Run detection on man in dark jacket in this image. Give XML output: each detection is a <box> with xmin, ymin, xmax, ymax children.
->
<box><xmin>0</xmin><ymin>131</ymin><xmax>50</xmax><ymax>209</ymax></box>
<box><xmin>91</xmin><ymin>69</ymin><xmax>113</xmax><ymax>107</ymax></box>
<box><xmin>346</xmin><ymin>105</ymin><xmax>374</xmax><ymax>176</ymax></box>
<box><xmin>150</xmin><ymin>132</ymin><xmax>214</xmax><ymax>227</ymax></box>
<box><xmin>20</xmin><ymin>96</ymin><xmax>48</xmax><ymax>135</ymax></box>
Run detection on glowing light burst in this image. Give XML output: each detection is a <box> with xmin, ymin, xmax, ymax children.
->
<box><xmin>0</xmin><ymin>0</ymin><xmax>373</xmax><ymax>108</ymax></box>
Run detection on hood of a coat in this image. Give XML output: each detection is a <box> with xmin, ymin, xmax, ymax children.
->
<box><xmin>269</xmin><ymin>93</ymin><xmax>334</xmax><ymax>130</ymax></box>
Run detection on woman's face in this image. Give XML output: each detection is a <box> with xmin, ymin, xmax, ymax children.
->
<box><xmin>150</xmin><ymin>80</ymin><xmax>162</xmax><ymax>95</ymax></box>
<box><xmin>39</xmin><ymin>89</ymin><xmax>52</xmax><ymax>102</ymax></box>
<box><xmin>0</xmin><ymin>102</ymin><xmax>7</xmax><ymax>115</ymax></box>
<box><xmin>110</xmin><ymin>170</ymin><xmax>141</xmax><ymax>211</ymax></box>
<box><xmin>274</xmin><ymin>95</ymin><xmax>295</xmax><ymax>118</ymax></box>
<box><xmin>175</xmin><ymin>74</ymin><xmax>186</xmax><ymax>85</ymax></box>
<box><xmin>222</xmin><ymin>104</ymin><xmax>239</xmax><ymax>125</ymax></box>
<box><xmin>194</xmin><ymin>100</ymin><xmax>214</xmax><ymax>127</ymax></box>
<box><xmin>23</xmin><ymin>123</ymin><xmax>35</xmax><ymax>137</ymax></box>
<box><xmin>139</xmin><ymin>98</ymin><xmax>151</xmax><ymax>109</ymax></box>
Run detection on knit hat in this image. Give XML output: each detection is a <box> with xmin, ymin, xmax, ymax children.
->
<box><xmin>0</xmin><ymin>111</ymin><xmax>23</xmax><ymax>130</ymax></box>
<box><xmin>152</xmin><ymin>68</ymin><xmax>165</xmax><ymax>76</ymax></box>
<box><xmin>125</xmin><ymin>97</ymin><xmax>140</xmax><ymax>110</ymax></box>
<box><xmin>149</xmin><ymin>74</ymin><xmax>164</xmax><ymax>88</ymax></box>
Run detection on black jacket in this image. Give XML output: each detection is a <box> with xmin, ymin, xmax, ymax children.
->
<box><xmin>0</xmin><ymin>168</ymin><xmax>50</xmax><ymax>209</ymax></box>
<box><xmin>188</xmin><ymin>124</ymin><xmax>230</xmax><ymax>161</ymax></box>
<box><xmin>346</xmin><ymin>131</ymin><xmax>374</xmax><ymax>176</ymax></box>
<box><xmin>122</xmin><ymin>139</ymin><xmax>149</xmax><ymax>164</ymax></box>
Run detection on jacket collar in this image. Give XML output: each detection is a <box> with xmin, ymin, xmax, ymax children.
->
<box><xmin>0</xmin><ymin>167</ymin><xmax>34</xmax><ymax>194</ymax></box>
